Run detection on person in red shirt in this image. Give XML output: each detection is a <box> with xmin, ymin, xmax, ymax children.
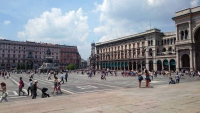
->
<box><xmin>19</xmin><ymin>77</ymin><xmax>25</xmax><ymax>96</ymax></box>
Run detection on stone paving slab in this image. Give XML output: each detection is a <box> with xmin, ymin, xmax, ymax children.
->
<box><xmin>0</xmin><ymin>81</ymin><xmax>200</xmax><ymax>113</ymax></box>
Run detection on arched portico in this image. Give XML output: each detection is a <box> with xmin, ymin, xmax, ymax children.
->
<box><xmin>163</xmin><ymin>60</ymin><xmax>169</xmax><ymax>71</ymax></box>
<box><xmin>157</xmin><ymin>60</ymin><xmax>162</xmax><ymax>71</ymax></box>
<box><xmin>181</xmin><ymin>54</ymin><xmax>190</xmax><ymax>70</ymax></box>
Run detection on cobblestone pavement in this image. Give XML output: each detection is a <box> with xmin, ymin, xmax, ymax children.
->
<box><xmin>0</xmin><ymin>74</ymin><xmax>200</xmax><ymax>113</ymax></box>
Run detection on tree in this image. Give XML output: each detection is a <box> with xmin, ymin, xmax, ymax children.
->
<box><xmin>17</xmin><ymin>63</ymin><xmax>20</xmax><ymax>70</ymax></box>
<box><xmin>65</xmin><ymin>63</ymin><xmax>77</xmax><ymax>70</ymax></box>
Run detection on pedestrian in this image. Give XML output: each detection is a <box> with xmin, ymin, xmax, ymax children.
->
<box><xmin>60</xmin><ymin>72</ymin><xmax>64</xmax><ymax>84</ymax></box>
<box><xmin>175</xmin><ymin>71</ymin><xmax>180</xmax><ymax>83</ymax></box>
<box><xmin>137</xmin><ymin>70</ymin><xmax>143</xmax><ymax>88</ymax></box>
<box><xmin>57</xmin><ymin>82</ymin><xmax>62</xmax><ymax>93</ymax></box>
<box><xmin>150</xmin><ymin>71</ymin><xmax>153</xmax><ymax>81</ymax></box>
<box><xmin>27</xmin><ymin>79</ymin><xmax>33</xmax><ymax>97</ymax></box>
<box><xmin>145</xmin><ymin>70</ymin><xmax>151</xmax><ymax>88</ymax></box>
<box><xmin>19</xmin><ymin>77</ymin><xmax>25</xmax><ymax>96</ymax></box>
<box><xmin>32</xmin><ymin>80</ymin><xmax>41</xmax><ymax>99</ymax></box>
<box><xmin>0</xmin><ymin>82</ymin><xmax>8</xmax><ymax>102</ymax></box>
<box><xmin>52</xmin><ymin>77</ymin><xmax>58</xmax><ymax>94</ymax></box>
<box><xmin>48</xmin><ymin>72</ymin><xmax>52</xmax><ymax>80</ymax></box>
<box><xmin>65</xmin><ymin>70</ymin><xmax>68</xmax><ymax>82</ymax></box>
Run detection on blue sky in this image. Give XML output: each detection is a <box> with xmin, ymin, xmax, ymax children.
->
<box><xmin>0</xmin><ymin>0</ymin><xmax>199</xmax><ymax>60</ymax></box>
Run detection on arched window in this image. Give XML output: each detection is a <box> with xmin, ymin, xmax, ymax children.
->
<box><xmin>149</xmin><ymin>48</ymin><xmax>152</xmax><ymax>56</ymax></box>
<box><xmin>168</xmin><ymin>47</ymin><xmax>172</xmax><ymax>52</ymax></box>
<box><xmin>181</xmin><ymin>31</ymin><xmax>184</xmax><ymax>40</ymax></box>
<box><xmin>185</xmin><ymin>30</ymin><xmax>188</xmax><ymax>39</ymax></box>
<box><xmin>151</xmin><ymin>40</ymin><xmax>153</xmax><ymax>46</ymax></box>
<box><xmin>171</xmin><ymin>39</ymin><xmax>173</xmax><ymax>44</ymax></box>
<box><xmin>174</xmin><ymin>38</ymin><xmax>176</xmax><ymax>44</ymax></box>
<box><xmin>164</xmin><ymin>40</ymin><xmax>166</xmax><ymax>45</ymax></box>
<box><xmin>161</xmin><ymin>40</ymin><xmax>163</xmax><ymax>45</ymax></box>
<box><xmin>167</xmin><ymin>39</ymin><xmax>169</xmax><ymax>45</ymax></box>
<box><xmin>162</xmin><ymin>48</ymin><xmax>166</xmax><ymax>52</ymax></box>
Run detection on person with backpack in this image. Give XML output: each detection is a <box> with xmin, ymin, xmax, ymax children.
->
<box><xmin>27</xmin><ymin>78</ymin><xmax>33</xmax><ymax>96</ymax></box>
<box><xmin>0</xmin><ymin>82</ymin><xmax>8</xmax><ymax>102</ymax></box>
<box><xmin>19</xmin><ymin>77</ymin><xmax>25</xmax><ymax>96</ymax></box>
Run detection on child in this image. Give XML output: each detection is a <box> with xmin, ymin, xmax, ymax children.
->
<box><xmin>57</xmin><ymin>82</ymin><xmax>62</xmax><ymax>94</ymax></box>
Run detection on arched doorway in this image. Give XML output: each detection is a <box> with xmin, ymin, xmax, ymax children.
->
<box><xmin>181</xmin><ymin>54</ymin><xmax>190</xmax><ymax>70</ymax></box>
<box><xmin>121</xmin><ymin>62</ymin><xmax>124</xmax><ymax>70</ymax></box>
<box><xmin>170</xmin><ymin>59</ymin><xmax>176</xmax><ymax>71</ymax></box>
<box><xmin>27</xmin><ymin>60</ymin><xmax>33</xmax><ymax>70</ymax></box>
<box><xmin>149</xmin><ymin>60</ymin><xmax>153</xmax><ymax>71</ymax></box>
<box><xmin>137</xmin><ymin>61</ymin><xmax>141</xmax><ymax>71</ymax></box>
<box><xmin>133</xmin><ymin>62</ymin><xmax>136</xmax><ymax>70</ymax></box>
<box><xmin>194</xmin><ymin>27</ymin><xmax>200</xmax><ymax>70</ymax></box>
<box><xmin>163</xmin><ymin>60</ymin><xmax>169</xmax><ymax>71</ymax></box>
<box><xmin>157</xmin><ymin>60</ymin><xmax>162</xmax><ymax>71</ymax></box>
<box><xmin>125</xmin><ymin>62</ymin><xmax>128</xmax><ymax>70</ymax></box>
<box><xmin>142</xmin><ymin>61</ymin><xmax>145</xmax><ymax>70</ymax></box>
<box><xmin>129</xmin><ymin>62</ymin><xmax>132</xmax><ymax>70</ymax></box>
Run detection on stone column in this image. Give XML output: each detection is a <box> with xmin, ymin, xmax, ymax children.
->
<box><xmin>128</xmin><ymin>61</ymin><xmax>129</xmax><ymax>70</ymax></box>
<box><xmin>176</xmin><ymin>24</ymin><xmax>179</xmax><ymax>41</ymax></box>
<box><xmin>124</xmin><ymin>61</ymin><xmax>125</xmax><ymax>70</ymax></box>
<box><xmin>193</xmin><ymin>49</ymin><xmax>196</xmax><ymax>70</ymax></box>
<box><xmin>190</xmin><ymin>49</ymin><xmax>194</xmax><ymax>71</ymax></box>
<box><xmin>189</xmin><ymin>21</ymin><xmax>192</xmax><ymax>40</ymax></box>
<box><xmin>176</xmin><ymin>50</ymin><xmax>180</xmax><ymax>71</ymax></box>
<box><xmin>132</xmin><ymin>61</ymin><xmax>133</xmax><ymax>70</ymax></box>
<box><xmin>136</xmin><ymin>62</ymin><xmax>138</xmax><ymax>71</ymax></box>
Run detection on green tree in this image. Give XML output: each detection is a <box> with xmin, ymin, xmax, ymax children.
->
<box><xmin>66</xmin><ymin>63</ymin><xmax>77</xmax><ymax>70</ymax></box>
<box><xmin>17</xmin><ymin>63</ymin><xmax>20</xmax><ymax>70</ymax></box>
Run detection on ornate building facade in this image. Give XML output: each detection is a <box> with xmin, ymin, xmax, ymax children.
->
<box><xmin>95</xmin><ymin>6</ymin><xmax>200</xmax><ymax>71</ymax></box>
<box><xmin>0</xmin><ymin>39</ymin><xmax>81</xmax><ymax>70</ymax></box>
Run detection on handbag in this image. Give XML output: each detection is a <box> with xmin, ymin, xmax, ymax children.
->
<box><xmin>2</xmin><ymin>92</ymin><xmax>8</xmax><ymax>98</ymax></box>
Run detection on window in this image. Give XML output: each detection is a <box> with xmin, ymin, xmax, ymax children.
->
<box><xmin>18</xmin><ymin>55</ymin><xmax>20</xmax><ymax>58</ymax></box>
<box><xmin>35</xmin><ymin>55</ymin><xmax>37</xmax><ymax>59</ymax></box>
<box><xmin>2</xmin><ymin>50</ymin><xmax>4</xmax><ymax>52</ymax></box>
<box><xmin>8</xmin><ymin>54</ymin><xmax>10</xmax><ymax>58</ymax></box>
<box><xmin>13</xmin><ymin>60</ymin><xmax>15</xmax><ymax>63</ymax></box>
<box><xmin>149</xmin><ymin>49</ymin><xmax>152</xmax><ymax>56</ymax></box>
<box><xmin>23</xmin><ymin>54</ymin><xmax>25</xmax><ymax>58</ymax></box>
<box><xmin>19</xmin><ymin>47</ymin><xmax>21</xmax><ymax>49</ymax></box>
<box><xmin>8</xmin><ymin>50</ymin><xmax>10</xmax><ymax>53</ymax></box>
<box><xmin>181</xmin><ymin>31</ymin><xmax>184</xmax><ymax>40</ymax></box>
<box><xmin>19</xmin><ymin>51</ymin><xmax>20</xmax><ymax>53</ymax></box>
<box><xmin>24</xmin><ymin>47</ymin><xmax>26</xmax><ymax>49</ymax></box>
<box><xmin>18</xmin><ymin>60</ymin><xmax>20</xmax><ymax>63</ymax></box>
<box><xmin>185</xmin><ymin>30</ymin><xmax>188</xmax><ymax>39</ymax></box>
<box><xmin>13</xmin><ymin>50</ymin><xmax>15</xmax><ymax>53</ymax></box>
<box><xmin>24</xmin><ymin>51</ymin><xmax>25</xmax><ymax>53</ymax></box>
<box><xmin>13</xmin><ymin>54</ymin><xmax>15</xmax><ymax>58</ymax></box>
<box><xmin>148</xmin><ymin>41</ymin><xmax>150</xmax><ymax>46</ymax></box>
<box><xmin>2</xmin><ymin>54</ymin><xmax>4</xmax><ymax>58</ymax></box>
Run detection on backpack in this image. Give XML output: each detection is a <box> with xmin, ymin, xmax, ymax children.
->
<box><xmin>22</xmin><ymin>81</ymin><xmax>24</xmax><ymax>87</ymax></box>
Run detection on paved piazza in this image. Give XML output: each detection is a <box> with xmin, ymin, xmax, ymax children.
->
<box><xmin>0</xmin><ymin>72</ymin><xmax>200</xmax><ymax>113</ymax></box>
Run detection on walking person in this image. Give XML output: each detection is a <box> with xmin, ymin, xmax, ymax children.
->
<box><xmin>27</xmin><ymin>79</ymin><xmax>33</xmax><ymax>96</ymax></box>
<box><xmin>52</xmin><ymin>77</ymin><xmax>58</xmax><ymax>94</ymax></box>
<box><xmin>65</xmin><ymin>70</ymin><xmax>68</xmax><ymax>82</ymax></box>
<box><xmin>137</xmin><ymin>70</ymin><xmax>143</xmax><ymax>88</ymax></box>
<box><xmin>32</xmin><ymin>80</ymin><xmax>41</xmax><ymax>99</ymax></box>
<box><xmin>0</xmin><ymin>82</ymin><xmax>8</xmax><ymax>102</ymax></box>
<box><xmin>60</xmin><ymin>72</ymin><xmax>64</xmax><ymax>84</ymax></box>
<box><xmin>48</xmin><ymin>72</ymin><xmax>52</xmax><ymax>80</ymax></box>
<box><xmin>175</xmin><ymin>71</ymin><xmax>180</xmax><ymax>83</ymax></box>
<box><xmin>57</xmin><ymin>82</ymin><xmax>62</xmax><ymax>94</ymax></box>
<box><xmin>145</xmin><ymin>70</ymin><xmax>151</xmax><ymax>88</ymax></box>
<box><xmin>19</xmin><ymin>77</ymin><xmax>25</xmax><ymax>96</ymax></box>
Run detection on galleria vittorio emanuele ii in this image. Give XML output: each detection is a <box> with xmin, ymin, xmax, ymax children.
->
<box><xmin>94</xmin><ymin>6</ymin><xmax>200</xmax><ymax>72</ymax></box>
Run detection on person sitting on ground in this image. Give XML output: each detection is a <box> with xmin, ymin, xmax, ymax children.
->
<box><xmin>169</xmin><ymin>77</ymin><xmax>176</xmax><ymax>84</ymax></box>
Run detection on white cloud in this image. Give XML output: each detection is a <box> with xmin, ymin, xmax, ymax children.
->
<box><xmin>18</xmin><ymin>8</ymin><xmax>90</xmax><ymax>59</ymax></box>
<box><xmin>0</xmin><ymin>36</ymin><xmax>5</xmax><ymax>39</ymax></box>
<box><xmin>191</xmin><ymin>0</ymin><xmax>199</xmax><ymax>7</ymax></box>
<box><xmin>4</xmin><ymin>20</ymin><xmax>10</xmax><ymax>25</ymax></box>
<box><xmin>94</xmin><ymin>0</ymin><xmax>194</xmax><ymax>42</ymax></box>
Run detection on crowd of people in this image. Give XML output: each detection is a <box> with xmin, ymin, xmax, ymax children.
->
<box><xmin>0</xmin><ymin>68</ymin><xmax>200</xmax><ymax>103</ymax></box>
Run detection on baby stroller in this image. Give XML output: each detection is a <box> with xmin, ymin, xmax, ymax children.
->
<box><xmin>101</xmin><ymin>74</ymin><xmax>106</xmax><ymax>80</ymax></box>
<box><xmin>41</xmin><ymin>87</ymin><xmax>50</xmax><ymax>98</ymax></box>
